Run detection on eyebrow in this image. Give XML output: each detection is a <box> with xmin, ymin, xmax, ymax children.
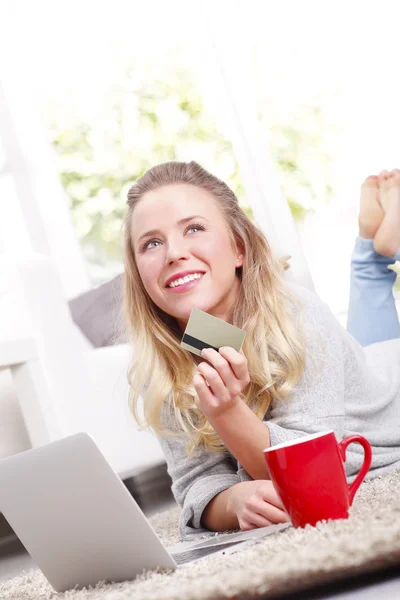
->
<box><xmin>137</xmin><ymin>215</ymin><xmax>208</xmax><ymax>244</ymax></box>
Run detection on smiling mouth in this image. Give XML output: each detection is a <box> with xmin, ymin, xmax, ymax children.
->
<box><xmin>166</xmin><ymin>273</ymin><xmax>205</xmax><ymax>291</ymax></box>
<box><xmin>166</xmin><ymin>273</ymin><xmax>204</xmax><ymax>289</ymax></box>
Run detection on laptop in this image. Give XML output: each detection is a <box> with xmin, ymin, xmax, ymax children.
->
<box><xmin>0</xmin><ymin>433</ymin><xmax>290</xmax><ymax>592</ymax></box>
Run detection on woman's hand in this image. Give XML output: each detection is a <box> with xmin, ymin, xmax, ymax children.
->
<box><xmin>228</xmin><ymin>480</ymin><xmax>290</xmax><ymax>530</ymax></box>
<box><xmin>193</xmin><ymin>347</ymin><xmax>250</xmax><ymax>419</ymax></box>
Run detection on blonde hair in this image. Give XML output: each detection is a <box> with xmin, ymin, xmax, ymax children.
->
<box><xmin>123</xmin><ymin>161</ymin><xmax>305</xmax><ymax>453</ymax></box>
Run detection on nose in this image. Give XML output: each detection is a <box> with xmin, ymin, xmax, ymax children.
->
<box><xmin>165</xmin><ymin>236</ymin><xmax>191</xmax><ymax>264</ymax></box>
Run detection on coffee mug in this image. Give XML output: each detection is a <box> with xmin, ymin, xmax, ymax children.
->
<box><xmin>263</xmin><ymin>430</ymin><xmax>372</xmax><ymax>528</ymax></box>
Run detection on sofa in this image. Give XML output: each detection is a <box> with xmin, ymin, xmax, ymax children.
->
<box><xmin>0</xmin><ymin>253</ymin><xmax>165</xmax><ymax>479</ymax></box>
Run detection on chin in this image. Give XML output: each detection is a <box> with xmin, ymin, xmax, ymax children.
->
<box><xmin>174</xmin><ymin>300</ymin><xmax>215</xmax><ymax>322</ymax></box>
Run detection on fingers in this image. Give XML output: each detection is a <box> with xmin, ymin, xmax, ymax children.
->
<box><xmin>233</xmin><ymin>481</ymin><xmax>291</xmax><ymax>532</ymax></box>
<box><xmin>246</xmin><ymin>497</ymin><xmax>290</xmax><ymax>524</ymax></box>
<box><xmin>196</xmin><ymin>362</ymin><xmax>229</xmax><ymax>399</ymax></box>
<box><xmin>239</xmin><ymin>514</ymin><xmax>274</xmax><ymax>530</ymax></box>
<box><xmin>240</xmin><ymin>500</ymin><xmax>290</xmax><ymax>531</ymax></box>
<box><xmin>193</xmin><ymin>369</ymin><xmax>239</xmax><ymax>418</ymax></box>
<box><xmin>193</xmin><ymin>373</ymin><xmax>214</xmax><ymax>407</ymax></box>
<box><xmin>242</xmin><ymin>481</ymin><xmax>290</xmax><ymax>526</ymax></box>
<box><xmin>218</xmin><ymin>346</ymin><xmax>250</xmax><ymax>385</ymax></box>
<box><xmin>259</xmin><ymin>485</ymin><xmax>287</xmax><ymax>512</ymax></box>
<box><xmin>199</xmin><ymin>348</ymin><xmax>238</xmax><ymax>393</ymax></box>
<box><xmin>194</xmin><ymin>347</ymin><xmax>247</xmax><ymax>417</ymax></box>
<box><xmin>201</xmin><ymin>346</ymin><xmax>250</xmax><ymax>390</ymax></box>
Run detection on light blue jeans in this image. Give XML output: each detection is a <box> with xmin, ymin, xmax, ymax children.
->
<box><xmin>347</xmin><ymin>237</ymin><xmax>400</xmax><ymax>346</ymax></box>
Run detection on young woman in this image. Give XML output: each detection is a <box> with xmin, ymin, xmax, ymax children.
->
<box><xmin>123</xmin><ymin>161</ymin><xmax>400</xmax><ymax>538</ymax></box>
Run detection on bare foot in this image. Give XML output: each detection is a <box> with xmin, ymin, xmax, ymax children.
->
<box><xmin>374</xmin><ymin>169</ymin><xmax>400</xmax><ymax>257</ymax></box>
<box><xmin>358</xmin><ymin>175</ymin><xmax>384</xmax><ymax>239</ymax></box>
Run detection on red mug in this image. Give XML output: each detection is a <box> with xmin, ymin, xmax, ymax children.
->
<box><xmin>263</xmin><ymin>430</ymin><xmax>372</xmax><ymax>528</ymax></box>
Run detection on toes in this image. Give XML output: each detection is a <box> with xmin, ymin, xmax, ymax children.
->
<box><xmin>362</xmin><ymin>175</ymin><xmax>378</xmax><ymax>188</ymax></box>
<box><xmin>378</xmin><ymin>171</ymin><xmax>392</xmax><ymax>191</ymax></box>
<box><xmin>378</xmin><ymin>170</ymin><xmax>392</xmax><ymax>193</ymax></box>
<box><xmin>359</xmin><ymin>174</ymin><xmax>384</xmax><ymax>238</ymax></box>
<box><xmin>387</xmin><ymin>170</ymin><xmax>400</xmax><ymax>189</ymax></box>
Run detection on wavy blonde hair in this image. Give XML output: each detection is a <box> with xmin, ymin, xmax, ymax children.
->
<box><xmin>123</xmin><ymin>161</ymin><xmax>306</xmax><ymax>453</ymax></box>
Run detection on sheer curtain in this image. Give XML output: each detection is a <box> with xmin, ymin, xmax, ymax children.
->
<box><xmin>0</xmin><ymin>4</ymin><xmax>89</xmax><ymax>299</ymax></box>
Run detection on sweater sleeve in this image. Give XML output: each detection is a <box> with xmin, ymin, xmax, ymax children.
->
<box><xmin>265</xmin><ymin>285</ymin><xmax>346</xmax><ymax>447</ymax></box>
<box><xmin>158</xmin><ymin>412</ymin><xmax>240</xmax><ymax>538</ymax></box>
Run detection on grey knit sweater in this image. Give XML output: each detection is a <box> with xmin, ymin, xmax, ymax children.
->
<box><xmin>158</xmin><ymin>284</ymin><xmax>400</xmax><ymax>538</ymax></box>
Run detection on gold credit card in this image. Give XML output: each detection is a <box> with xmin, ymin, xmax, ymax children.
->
<box><xmin>181</xmin><ymin>308</ymin><xmax>246</xmax><ymax>357</ymax></box>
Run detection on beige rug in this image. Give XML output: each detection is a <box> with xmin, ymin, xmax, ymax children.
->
<box><xmin>1</xmin><ymin>470</ymin><xmax>400</xmax><ymax>600</ymax></box>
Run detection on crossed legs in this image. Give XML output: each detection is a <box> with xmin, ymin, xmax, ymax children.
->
<box><xmin>347</xmin><ymin>170</ymin><xmax>400</xmax><ymax>346</ymax></box>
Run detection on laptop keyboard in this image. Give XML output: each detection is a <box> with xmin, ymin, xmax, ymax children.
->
<box><xmin>171</xmin><ymin>541</ymin><xmax>244</xmax><ymax>565</ymax></box>
<box><xmin>170</xmin><ymin>522</ymin><xmax>292</xmax><ymax>566</ymax></box>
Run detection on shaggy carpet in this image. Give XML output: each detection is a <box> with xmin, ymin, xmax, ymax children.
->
<box><xmin>1</xmin><ymin>470</ymin><xmax>400</xmax><ymax>600</ymax></box>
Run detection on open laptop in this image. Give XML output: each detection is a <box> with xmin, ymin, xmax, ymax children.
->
<box><xmin>0</xmin><ymin>433</ymin><xmax>290</xmax><ymax>592</ymax></box>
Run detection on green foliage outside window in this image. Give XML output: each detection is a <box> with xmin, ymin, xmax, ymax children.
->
<box><xmin>47</xmin><ymin>63</ymin><xmax>336</xmax><ymax>284</ymax></box>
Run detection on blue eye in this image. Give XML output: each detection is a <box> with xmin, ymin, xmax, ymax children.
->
<box><xmin>186</xmin><ymin>223</ymin><xmax>206</xmax><ymax>235</ymax></box>
<box><xmin>142</xmin><ymin>239</ymin><xmax>161</xmax><ymax>251</ymax></box>
<box><xmin>141</xmin><ymin>222</ymin><xmax>206</xmax><ymax>252</ymax></box>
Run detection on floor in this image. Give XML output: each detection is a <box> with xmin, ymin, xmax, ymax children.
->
<box><xmin>1</xmin><ymin>478</ymin><xmax>399</xmax><ymax>600</ymax></box>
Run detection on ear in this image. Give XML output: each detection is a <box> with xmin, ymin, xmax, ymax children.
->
<box><xmin>235</xmin><ymin>251</ymin><xmax>244</xmax><ymax>269</ymax></box>
<box><xmin>231</xmin><ymin>235</ymin><xmax>245</xmax><ymax>268</ymax></box>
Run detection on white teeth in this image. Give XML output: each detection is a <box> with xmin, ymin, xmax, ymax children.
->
<box><xmin>168</xmin><ymin>273</ymin><xmax>202</xmax><ymax>288</ymax></box>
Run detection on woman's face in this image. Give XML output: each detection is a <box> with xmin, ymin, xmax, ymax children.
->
<box><xmin>131</xmin><ymin>183</ymin><xmax>244</xmax><ymax>330</ymax></box>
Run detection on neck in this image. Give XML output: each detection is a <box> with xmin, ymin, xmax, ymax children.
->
<box><xmin>177</xmin><ymin>274</ymin><xmax>241</xmax><ymax>333</ymax></box>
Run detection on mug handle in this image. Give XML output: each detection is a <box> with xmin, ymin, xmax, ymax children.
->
<box><xmin>338</xmin><ymin>434</ymin><xmax>372</xmax><ymax>505</ymax></box>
